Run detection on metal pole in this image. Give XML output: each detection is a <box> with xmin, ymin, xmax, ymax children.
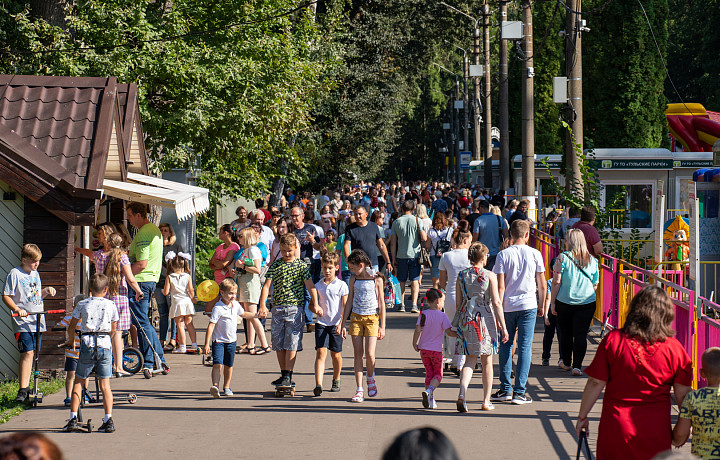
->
<box><xmin>483</xmin><ymin>1</ymin><xmax>493</xmax><ymax>190</ymax></box>
<box><xmin>463</xmin><ymin>56</ymin><xmax>470</xmax><ymax>160</ymax></box>
<box><xmin>473</xmin><ymin>26</ymin><xmax>482</xmax><ymax>167</ymax></box>
<box><xmin>499</xmin><ymin>0</ymin><xmax>510</xmax><ymax>190</ymax></box>
<box><xmin>565</xmin><ymin>0</ymin><xmax>584</xmax><ymax>199</ymax></box>
<box><xmin>521</xmin><ymin>0</ymin><xmax>535</xmax><ymax>201</ymax></box>
<box><xmin>455</xmin><ymin>79</ymin><xmax>462</xmax><ymax>183</ymax></box>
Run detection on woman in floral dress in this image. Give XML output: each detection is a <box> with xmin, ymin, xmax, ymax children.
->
<box><xmin>453</xmin><ymin>242</ymin><xmax>508</xmax><ymax>412</ymax></box>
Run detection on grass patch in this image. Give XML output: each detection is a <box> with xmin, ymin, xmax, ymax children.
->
<box><xmin>0</xmin><ymin>377</ymin><xmax>65</xmax><ymax>424</ymax></box>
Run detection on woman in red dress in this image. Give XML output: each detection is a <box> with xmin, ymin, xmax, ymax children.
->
<box><xmin>575</xmin><ymin>285</ymin><xmax>693</xmax><ymax>460</ymax></box>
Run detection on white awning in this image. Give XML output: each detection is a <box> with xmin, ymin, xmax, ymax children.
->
<box><xmin>101</xmin><ymin>173</ymin><xmax>209</xmax><ymax>221</ymax></box>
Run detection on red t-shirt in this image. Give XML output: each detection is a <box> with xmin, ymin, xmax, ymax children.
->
<box><xmin>584</xmin><ymin>330</ymin><xmax>692</xmax><ymax>460</ymax></box>
<box><xmin>571</xmin><ymin>220</ymin><xmax>601</xmax><ymax>256</ymax></box>
<box><xmin>260</xmin><ymin>208</ymin><xmax>271</xmax><ymax>224</ymax></box>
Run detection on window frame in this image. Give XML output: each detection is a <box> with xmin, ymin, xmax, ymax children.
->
<box><xmin>601</xmin><ymin>180</ymin><xmax>656</xmax><ymax>230</ymax></box>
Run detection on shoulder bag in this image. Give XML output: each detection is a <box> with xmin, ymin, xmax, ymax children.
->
<box><xmin>416</xmin><ymin>216</ymin><xmax>432</xmax><ymax>266</ymax></box>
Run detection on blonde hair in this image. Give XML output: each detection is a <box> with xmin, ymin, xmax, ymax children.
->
<box><xmin>489</xmin><ymin>205</ymin><xmax>502</xmax><ymax>216</ymax></box>
<box><xmin>96</xmin><ymin>223</ymin><xmax>116</xmax><ymax>243</ymax></box>
<box><xmin>416</xmin><ymin>204</ymin><xmax>429</xmax><ymax>220</ymax></box>
<box><xmin>159</xmin><ymin>223</ymin><xmax>176</xmax><ymax>245</ymax></box>
<box><xmin>21</xmin><ymin>244</ymin><xmax>42</xmax><ymax>261</ymax></box>
<box><xmin>239</xmin><ymin>227</ymin><xmax>259</xmax><ymax>247</ymax></box>
<box><xmin>219</xmin><ymin>278</ymin><xmax>237</xmax><ymax>293</ymax></box>
<box><xmin>114</xmin><ymin>223</ymin><xmax>133</xmax><ymax>249</ymax></box>
<box><xmin>565</xmin><ymin>229</ymin><xmax>591</xmax><ymax>268</ymax></box>
<box><xmin>104</xmin><ymin>233</ymin><xmax>125</xmax><ymax>296</ymax></box>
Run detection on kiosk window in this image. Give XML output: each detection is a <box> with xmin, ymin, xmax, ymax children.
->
<box><xmin>605</xmin><ymin>184</ymin><xmax>653</xmax><ymax>228</ymax></box>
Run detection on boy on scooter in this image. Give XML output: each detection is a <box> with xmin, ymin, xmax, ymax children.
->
<box><xmin>63</xmin><ymin>273</ymin><xmax>118</xmax><ymax>433</ymax></box>
<box><xmin>2</xmin><ymin>243</ymin><xmax>56</xmax><ymax>403</ymax></box>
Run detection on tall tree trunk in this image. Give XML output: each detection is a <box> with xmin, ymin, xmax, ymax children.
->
<box><xmin>29</xmin><ymin>0</ymin><xmax>73</xmax><ymax>30</ymax></box>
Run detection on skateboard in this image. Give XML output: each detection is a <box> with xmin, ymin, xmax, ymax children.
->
<box><xmin>274</xmin><ymin>385</ymin><xmax>295</xmax><ymax>397</ymax></box>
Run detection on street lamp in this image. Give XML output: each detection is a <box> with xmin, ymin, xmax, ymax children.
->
<box><xmin>440</xmin><ymin>1</ymin><xmax>493</xmax><ymax>189</ymax></box>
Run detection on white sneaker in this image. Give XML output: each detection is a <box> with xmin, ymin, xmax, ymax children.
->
<box><xmin>572</xmin><ymin>368</ymin><xmax>583</xmax><ymax>376</ymax></box>
<box><xmin>410</xmin><ymin>306</ymin><xmax>420</xmax><ymax>313</ymax></box>
<box><xmin>210</xmin><ymin>386</ymin><xmax>220</xmax><ymax>398</ymax></box>
<box><xmin>430</xmin><ymin>396</ymin><xmax>438</xmax><ymax>409</ymax></box>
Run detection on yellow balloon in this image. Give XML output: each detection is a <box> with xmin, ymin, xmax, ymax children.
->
<box><xmin>196</xmin><ymin>280</ymin><xmax>219</xmax><ymax>302</ymax></box>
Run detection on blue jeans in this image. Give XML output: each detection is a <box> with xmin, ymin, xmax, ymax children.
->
<box><xmin>154</xmin><ymin>288</ymin><xmax>176</xmax><ymax>341</ymax></box>
<box><xmin>498</xmin><ymin>308</ymin><xmax>537</xmax><ymax>395</ymax></box>
<box><xmin>128</xmin><ymin>281</ymin><xmax>166</xmax><ymax>369</ymax></box>
<box><xmin>341</xmin><ymin>270</ymin><xmax>352</xmax><ymax>285</ymax></box>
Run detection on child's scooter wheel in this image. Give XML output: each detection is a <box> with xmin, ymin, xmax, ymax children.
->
<box><xmin>142</xmin><ymin>368</ymin><xmax>152</xmax><ymax>379</ymax></box>
<box><xmin>86</xmin><ymin>420</ymin><xmax>93</xmax><ymax>433</ymax></box>
<box><xmin>161</xmin><ymin>363</ymin><xmax>169</xmax><ymax>375</ymax></box>
<box><xmin>127</xmin><ymin>394</ymin><xmax>137</xmax><ymax>404</ymax></box>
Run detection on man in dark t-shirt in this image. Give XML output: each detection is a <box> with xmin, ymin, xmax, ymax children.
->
<box><xmin>343</xmin><ymin>205</ymin><xmax>392</xmax><ymax>273</ymax></box>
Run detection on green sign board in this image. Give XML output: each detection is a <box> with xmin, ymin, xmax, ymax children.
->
<box><xmin>515</xmin><ymin>159</ymin><xmax>713</xmax><ymax>170</ymax></box>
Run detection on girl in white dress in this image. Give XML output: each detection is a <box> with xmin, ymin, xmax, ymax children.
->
<box><xmin>162</xmin><ymin>252</ymin><xmax>197</xmax><ymax>353</ymax></box>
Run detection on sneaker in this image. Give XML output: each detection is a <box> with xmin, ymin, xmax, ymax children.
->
<box><xmin>172</xmin><ymin>347</ymin><xmax>187</xmax><ymax>353</ymax></box>
<box><xmin>511</xmin><ymin>393</ymin><xmax>533</xmax><ymax>405</ymax></box>
<box><xmin>542</xmin><ymin>359</ymin><xmax>550</xmax><ymax>366</ymax></box>
<box><xmin>430</xmin><ymin>397</ymin><xmax>438</xmax><ymax>409</ymax></box>
<box><xmin>559</xmin><ymin>362</ymin><xmax>572</xmax><ymax>371</ymax></box>
<box><xmin>422</xmin><ymin>391</ymin><xmax>430</xmax><ymax>408</ymax></box>
<box><xmin>15</xmin><ymin>388</ymin><xmax>29</xmax><ymax>403</ymax></box>
<box><xmin>410</xmin><ymin>306</ymin><xmax>420</xmax><ymax>313</ymax></box>
<box><xmin>63</xmin><ymin>397</ymin><xmax>71</xmax><ymax>407</ymax></box>
<box><xmin>490</xmin><ymin>390</ymin><xmax>512</xmax><ymax>402</ymax></box>
<box><xmin>572</xmin><ymin>368</ymin><xmax>583</xmax><ymax>376</ymax></box>
<box><xmin>456</xmin><ymin>398</ymin><xmax>468</xmax><ymax>413</ymax></box>
<box><xmin>481</xmin><ymin>403</ymin><xmax>495</xmax><ymax>411</ymax></box>
<box><xmin>313</xmin><ymin>385</ymin><xmax>323</xmax><ymax>397</ymax></box>
<box><xmin>98</xmin><ymin>417</ymin><xmax>115</xmax><ymax>433</ymax></box>
<box><xmin>223</xmin><ymin>388</ymin><xmax>234</xmax><ymax>396</ymax></box>
<box><xmin>271</xmin><ymin>376</ymin><xmax>284</xmax><ymax>386</ymax></box>
<box><xmin>210</xmin><ymin>386</ymin><xmax>220</xmax><ymax>398</ymax></box>
<box><xmin>330</xmin><ymin>380</ymin><xmax>341</xmax><ymax>392</ymax></box>
<box><xmin>397</xmin><ymin>306</ymin><xmax>406</xmax><ymax>313</ymax></box>
<box><xmin>278</xmin><ymin>376</ymin><xmax>292</xmax><ymax>387</ymax></box>
<box><xmin>62</xmin><ymin>417</ymin><xmax>79</xmax><ymax>432</ymax></box>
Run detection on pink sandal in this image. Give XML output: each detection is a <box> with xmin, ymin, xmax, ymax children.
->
<box><xmin>351</xmin><ymin>389</ymin><xmax>364</xmax><ymax>403</ymax></box>
<box><xmin>367</xmin><ymin>379</ymin><xmax>378</xmax><ymax>398</ymax></box>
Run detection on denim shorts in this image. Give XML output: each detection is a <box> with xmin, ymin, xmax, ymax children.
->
<box><xmin>396</xmin><ymin>258</ymin><xmax>421</xmax><ymax>282</ymax></box>
<box><xmin>212</xmin><ymin>341</ymin><xmax>236</xmax><ymax>367</ymax></box>
<box><xmin>76</xmin><ymin>343</ymin><xmax>112</xmax><ymax>379</ymax></box>
<box><xmin>429</xmin><ymin>255</ymin><xmax>442</xmax><ymax>278</ymax></box>
<box><xmin>16</xmin><ymin>332</ymin><xmax>41</xmax><ymax>353</ymax></box>
<box><xmin>315</xmin><ymin>324</ymin><xmax>343</xmax><ymax>353</ymax></box>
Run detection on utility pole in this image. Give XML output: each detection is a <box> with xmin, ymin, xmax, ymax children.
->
<box><xmin>521</xmin><ymin>0</ymin><xmax>535</xmax><ymax>204</ymax></box>
<box><xmin>473</xmin><ymin>27</ymin><xmax>482</xmax><ymax>171</ymax></box>
<box><xmin>565</xmin><ymin>0</ymin><xmax>584</xmax><ymax>199</ymax></box>
<box><xmin>448</xmin><ymin>98</ymin><xmax>456</xmax><ymax>183</ymax></box>
<box><xmin>462</xmin><ymin>55</ymin><xmax>470</xmax><ymax>160</ymax></box>
<box><xmin>455</xmin><ymin>79</ymin><xmax>462</xmax><ymax>183</ymax></box>
<box><xmin>498</xmin><ymin>0</ymin><xmax>510</xmax><ymax>191</ymax></box>
<box><xmin>483</xmin><ymin>1</ymin><xmax>493</xmax><ymax>190</ymax></box>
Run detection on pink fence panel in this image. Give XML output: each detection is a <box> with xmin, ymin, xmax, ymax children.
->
<box><xmin>696</xmin><ymin>298</ymin><xmax>720</xmax><ymax>388</ymax></box>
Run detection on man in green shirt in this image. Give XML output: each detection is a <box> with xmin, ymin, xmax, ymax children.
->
<box><xmin>390</xmin><ymin>200</ymin><xmax>427</xmax><ymax>313</ymax></box>
<box><xmin>126</xmin><ymin>202</ymin><xmax>167</xmax><ymax>374</ymax></box>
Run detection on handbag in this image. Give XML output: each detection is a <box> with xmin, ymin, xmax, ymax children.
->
<box><xmin>576</xmin><ymin>431</ymin><xmax>592</xmax><ymax>460</ymax></box>
<box><xmin>416</xmin><ymin>216</ymin><xmax>431</xmax><ymax>266</ymax></box>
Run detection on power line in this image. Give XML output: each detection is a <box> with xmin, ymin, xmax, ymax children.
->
<box><xmin>556</xmin><ymin>0</ymin><xmax>615</xmax><ymax>15</ymax></box>
<box><xmin>513</xmin><ymin>0</ymin><xmax>562</xmax><ymax>61</ymax></box>
<box><xmin>635</xmin><ymin>0</ymin><xmax>693</xmax><ymax>114</ymax></box>
<box><xmin>1</xmin><ymin>1</ymin><xmax>317</xmax><ymax>57</ymax></box>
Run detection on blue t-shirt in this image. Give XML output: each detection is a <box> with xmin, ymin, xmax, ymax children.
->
<box><xmin>556</xmin><ymin>252</ymin><xmax>599</xmax><ymax>304</ymax></box>
<box><xmin>472</xmin><ymin>213</ymin><xmax>508</xmax><ymax>256</ymax></box>
<box><xmin>432</xmin><ymin>199</ymin><xmax>448</xmax><ymax>214</ymax></box>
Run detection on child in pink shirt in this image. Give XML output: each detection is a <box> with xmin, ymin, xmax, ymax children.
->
<box><xmin>412</xmin><ymin>289</ymin><xmax>456</xmax><ymax>409</ymax></box>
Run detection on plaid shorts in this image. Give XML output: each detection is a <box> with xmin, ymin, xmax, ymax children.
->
<box><xmin>271</xmin><ymin>305</ymin><xmax>304</xmax><ymax>352</ymax></box>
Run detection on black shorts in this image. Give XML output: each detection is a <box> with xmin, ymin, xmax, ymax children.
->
<box><xmin>314</xmin><ymin>324</ymin><xmax>343</xmax><ymax>353</ymax></box>
<box><xmin>64</xmin><ymin>356</ymin><xmax>78</xmax><ymax>372</ymax></box>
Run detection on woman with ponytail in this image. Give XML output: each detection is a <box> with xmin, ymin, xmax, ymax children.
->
<box><xmin>102</xmin><ymin>233</ymin><xmax>143</xmax><ymax>376</ymax></box>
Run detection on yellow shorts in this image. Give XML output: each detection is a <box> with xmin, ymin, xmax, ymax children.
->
<box><xmin>348</xmin><ymin>313</ymin><xmax>380</xmax><ymax>337</ymax></box>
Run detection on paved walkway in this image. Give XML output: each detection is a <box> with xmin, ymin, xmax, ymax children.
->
<box><xmin>2</xmin><ymin>305</ymin><xmax>611</xmax><ymax>459</ymax></box>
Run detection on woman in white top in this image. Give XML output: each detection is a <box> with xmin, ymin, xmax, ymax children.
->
<box><xmin>425</xmin><ymin>212</ymin><xmax>453</xmax><ymax>289</ymax></box>
<box><xmin>233</xmin><ymin>227</ymin><xmax>270</xmax><ymax>354</ymax></box>
<box><xmin>416</xmin><ymin>204</ymin><xmax>432</xmax><ymax>232</ymax></box>
<box><xmin>438</xmin><ymin>220</ymin><xmax>472</xmax><ymax>369</ymax></box>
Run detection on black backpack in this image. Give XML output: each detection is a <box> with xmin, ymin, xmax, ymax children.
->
<box><xmin>434</xmin><ymin>228</ymin><xmax>452</xmax><ymax>256</ymax></box>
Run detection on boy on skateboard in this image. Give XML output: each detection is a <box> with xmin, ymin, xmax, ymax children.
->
<box><xmin>63</xmin><ymin>273</ymin><xmax>118</xmax><ymax>433</ymax></box>
<box><xmin>258</xmin><ymin>233</ymin><xmax>320</xmax><ymax>390</ymax></box>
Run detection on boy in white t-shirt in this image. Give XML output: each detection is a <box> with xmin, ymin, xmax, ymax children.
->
<box><xmin>312</xmin><ymin>252</ymin><xmax>349</xmax><ymax>396</ymax></box>
<box><xmin>204</xmin><ymin>278</ymin><xmax>259</xmax><ymax>398</ymax></box>
<box><xmin>491</xmin><ymin>220</ymin><xmax>545</xmax><ymax>406</ymax></box>
<box><xmin>63</xmin><ymin>273</ymin><xmax>118</xmax><ymax>433</ymax></box>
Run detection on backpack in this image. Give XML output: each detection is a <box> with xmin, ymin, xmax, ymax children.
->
<box><xmin>433</xmin><ymin>228</ymin><xmax>452</xmax><ymax>257</ymax></box>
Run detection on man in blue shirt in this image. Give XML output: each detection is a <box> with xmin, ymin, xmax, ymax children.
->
<box><xmin>472</xmin><ymin>200</ymin><xmax>509</xmax><ymax>270</ymax></box>
<box><xmin>431</xmin><ymin>191</ymin><xmax>448</xmax><ymax>214</ymax></box>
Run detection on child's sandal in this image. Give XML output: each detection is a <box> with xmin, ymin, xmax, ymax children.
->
<box><xmin>351</xmin><ymin>390</ymin><xmax>364</xmax><ymax>403</ymax></box>
<box><xmin>367</xmin><ymin>379</ymin><xmax>377</xmax><ymax>398</ymax></box>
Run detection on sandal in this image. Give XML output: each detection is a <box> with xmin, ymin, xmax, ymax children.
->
<box><xmin>163</xmin><ymin>343</ymin><xmax>175</xmax><ymax>352</ymax></box>
<box><xmin>248</xmin><ymin>347</ymin><xmax>257</xmax><ymax>355</ymax></box>
<box><xmin>237</xmin><ymin>347</ymin><xmax>252</xmax><ymax>354</ymax></box>
<box><xmin>351</xmin><ymin>390</ymin><xmax>364</xmax><ymax>403</ymax></box>
<box><xmin>481</xmin><ymin>403</ymin><xmax>495</xmax><ymax>411</ymax></box>
<box><xmin>367</xmin><ymin>378</ymin><xmax>378</xmax><ymax>398</ymax></box>
<box><xmin>254</xmin><ymin>346</ymin><xmax>271</xmax><ymax>355</ymax></box>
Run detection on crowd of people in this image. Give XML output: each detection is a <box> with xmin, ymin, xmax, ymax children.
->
<box><xmin>3</xmin><ymin>180</ymin><xmax>720</xmax><ymax>459</ymax></box>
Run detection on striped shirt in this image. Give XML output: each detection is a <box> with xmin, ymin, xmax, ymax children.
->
<box><xmin>58</xmin><ymin>314</ymin><xmax>81</xmax><ymax>360</ymax></box>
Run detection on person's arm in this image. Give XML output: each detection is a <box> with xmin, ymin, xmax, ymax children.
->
<box><xmin>74</xmin><ymin>247</ymin><xmax>95</xmax><ymax>259</ymax></box>
<box><xmin>543</xmin><ymin>287</ymin><xmax>552</xmax><ymax>325</ymax></box>
<box><xmin>186</xmin><ymin>276</ymin><xmax>195</xmax><ymax>301</ymax></box>
<box><xmin>376</xmin><ymin>277</ymin><xmax>385</xmax><ymax>340</ymax></box>
<box><xmin>377</xmin><ymin>238</ymin><xmax>392</xmax><ymax>271</ymax></box>
<box><xmin>536</xmin><ymin>271</ymin><xmax>546</xmax><ymax>317</ymax></box>
<box><xmin>550</xmin><ymin>272</ymin><xmax>562</xmax><ymax>316</ymax></box>
<box><xmin>593</xmin><ymin>241</ymin><xmax>604</xmax><ymax>257</ymax></box>
<box><xmin>240</xmin><ymin>310</ymin><xmax>259</xmax><ymax>319</ymax></box>
<box><xmin>343</xmin><ymin>238</ymin><xmax>352</xmax><ymax>261</ymax></box>
<box><xmin>162</xmin><ymin>276</ymin><xmax>171</xmax><ymax>296</ymax></box>
<box><xmin>501</xmin><ymin>228</ymin><xmax>509</xmax><ymax>240</ymax></box>
<box><xmin>496</xmin><ymin>273</ymin><xmax>506</xmax><ymax>304</ymax></box>
<box><xmin>131</xmin><ymin>259</ymin><xmax>148</xmax><ymax>275</ymax></box>
<box><xmin>306</xmin><ymin>282</ymin><xmax>320</xmax><ymax>315</ymax></box>
<box><xmin>576</xmin><ymin>377</ymin><xmax>606</xmax><ymax>438</ymax></box>
<box><xmin>390</xmin><ymin>234</ymin><xmax>397</xmax><ymax>268</ymax></box>
<box><xmin>335</xmin><ymin>292</ymin><xmax>350</xmax><ymax>338</ymax></box>
<box><xmin>672</xmin><ymin>418</ymin><xmax>692</xmax><ymax>447</ymax></box>
<box><xmin>219</xmin><ymin>250</ymin><xmax>237</xmax><ymax>271</ymax></box>
<box><xmin>41</xmin><ymin>286</ymin><xmax>56</xmax><ymax>298</ymax></box>
<box><xmin>121</xmin><ymin>262</ymin><xmax>144</xmax><ymax>301</ymax></box>
<box><xmin>240</xmin><ymin>257</ymin><xmax>262</xmax><ymax>276</ymax></box>
<box><xmin>203</xmin><ymin>322</ymin><xmax>216</xmax><ymax>354</ymax></box>
<box><xmin>111</xmin><ymin>320</ymin><xmax>117</xmax><ymax>334</ymax></box>
<box><xmin>412</xmin><ymin>324</ymin><xmax>422</xmax><ymax>351</ymax></box>
<box><xmin>489</xmin><ymin>274</ymin><xmax>509</xmax><ymax>343</ymax></box>
<box><xmin>455</xmin><ymin>277</ymin><xmax>462</xmax><ymax>316</ymax></box>
<box><xmin>673</xmin><ymin>382</ymin><xmax>692</xmax><ymax>409</ymax></box>
<box><xmin>438</xmin><ymin>269</ymin><xmax>448</xmax><ymax>290</ymax></box>
<box><xmin>445</xmin><ymin>327</ymin><xmax>458</xmax><ymax>337</ymax></box>
<box><xmin>257</xmin><ymin>278</ymin><xmax>273</xmax><ymax>318</ymax></box>
<box><xmin>2</xmin><ymin>294</ymin><xmax>27</xmax><ymax>317</ymax></box>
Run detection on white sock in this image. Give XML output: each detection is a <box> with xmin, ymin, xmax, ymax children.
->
<box><xmin>368</xmin><ymin>373</ymin><xmax>375</xmax><ymax>382</ymax></box>
<box><xmin>191</xmin><ymin>342</ymin><xmax>197</xmax><ymax>348</ymax></box>
<box><xmin>427</xmin><ymin>385</ymin><xmax>435</xmax><ymax>394</ymax></box>
<box><xmin>356</xmin><ymin>387</ymin><xmax>364</xmax><ymax>393</ymax></box>
<box><xmin>70</xmin><ymin>411</ymin><xmax>77</xmax><ymax>419</ymax></box>
<box><xmin>104</xmin><ymin>414</ymin><xmax>112</xmax><ymax>423</ymax></box>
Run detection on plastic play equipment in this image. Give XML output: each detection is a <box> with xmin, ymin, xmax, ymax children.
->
<box><xmin>666</xmin><ymin>103</ymin><xmax>720</xmax><ymax>152</ymax></box>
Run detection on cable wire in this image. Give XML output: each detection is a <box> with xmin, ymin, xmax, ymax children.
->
<box><xmin>1</xmin><ymin>1</ymin><xmax>317</xmax><ymax>56</ymax></box>
<box><xmin>556</xmin><ymin>0</ymin><xmax>615</xmax><ymax>15</ymax></box>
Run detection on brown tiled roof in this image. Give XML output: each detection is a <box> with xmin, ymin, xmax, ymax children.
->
<box><xmin>0</xmin><ymin>74</ymin><xmax>118</xmax><ymax>192</ymax></box>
